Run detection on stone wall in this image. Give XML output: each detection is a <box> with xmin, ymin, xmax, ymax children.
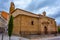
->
<box><xmin>12</xmin><ymin>9</ymin><xmax>57</xmax><ymax>35</ymax></box>
<box><xmin>13</xmin><ymin>15</ymin><xmax>21</xmax><ymax>35</ymax></box>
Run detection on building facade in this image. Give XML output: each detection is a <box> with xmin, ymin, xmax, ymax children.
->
<box><xmin>9</xmin><ymin>2</ymin><xmax>58</xmax><ymax>35</ymax></box>
<box><xmin>0</xmin><ymin>11</ymin><xmax>9</xmax><ymax>33</ymax></box>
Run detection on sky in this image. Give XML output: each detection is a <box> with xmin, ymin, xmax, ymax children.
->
<box><xmin>0</xmin><ymin>0</ymin><xmax>60</xmax><ymax>25</ymax></box>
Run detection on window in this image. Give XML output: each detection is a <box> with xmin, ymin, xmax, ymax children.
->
<box><xmin>31</xmin><ymin>21</ymin><xmax>34</xmax><ymax>25</ymax></box>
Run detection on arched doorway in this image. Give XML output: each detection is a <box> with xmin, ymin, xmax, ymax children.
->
<box><xmin>44</xmin><ymin>26</ymin><xmax>48</xmax><ymax>34</ymax></box>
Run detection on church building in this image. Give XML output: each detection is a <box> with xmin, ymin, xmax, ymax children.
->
<box><xmin>9</xmin><ymin>2</ymin><xmax>58</xmax><ymax>35</ymax></box>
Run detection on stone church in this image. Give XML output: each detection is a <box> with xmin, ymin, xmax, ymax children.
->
<box><xmin>9</xmin><ymin>2</ymin><xmax>58</xmax><ymax>35</ymax></box>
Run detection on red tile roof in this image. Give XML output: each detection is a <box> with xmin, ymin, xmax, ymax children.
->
<box><xmin>1</xmin><ymin>11</ymin><xmax>9</xmax><ymax>20</ymax></box>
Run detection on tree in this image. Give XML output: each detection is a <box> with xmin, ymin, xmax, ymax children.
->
<box><xmin>58</xmin><ymin>28</ymin><xmax>60</xmax><ymax>33</ymax></box>
<box><xmin>8</xmin><ymin>15</ymin><xmax>13</xmax><ymax>40</ymax></box>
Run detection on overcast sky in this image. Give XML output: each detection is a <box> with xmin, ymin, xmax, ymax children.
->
<box><xmin>0</xmin><ymin>0</ymin><xmax>60</xmax><ymax>25</ymax></box>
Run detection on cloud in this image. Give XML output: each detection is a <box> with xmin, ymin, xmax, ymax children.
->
<box><xmin>13</xmin><ymin>0</ymin><xmax>32</xmax><ymax>9</ymax></box>
<box><xmin>35</xmin><ymin>6</ymin><xmax>60</xmax><ymax>16</ymax></box>
<box><xmin>0</xmin><ymin>0</ymin><xmax>60</xmax><ymax>25</ymax></box>
<box><xmin>26</xmin><ymin>0</ymin><xmax>57</xmax><ymax>11</ymax></box>
<box><xmin>49</xmin><ymin>10</ymin><xmax>60</xmax><ymax>18</ymax></box>
<box><xmin>25</xmin><ymin>0</ymin><xmax>60</xmax><ymax>25</ymax></box>
<box><xmin>0</xmin><ymin>0</ymin><xmax>11</xmax><ymax>12</ymax></box>
<box><xmin>55</xmin><ymin>17</ymin><xmax>60</xmax><ymax>25</ymax></box>
<box><xmin>0</xmin><ymin>0</ymin><xmax>32</xmax><ymax>12</ymax></box>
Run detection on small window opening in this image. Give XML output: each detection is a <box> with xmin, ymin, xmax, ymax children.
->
<box><xmin>31</xmin><ymin>21</ymin><xmax>34</xmax><ymax>25</ymax></box>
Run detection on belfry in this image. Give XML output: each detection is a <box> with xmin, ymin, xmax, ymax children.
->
<box><xmin>9</xmin><ymin>2</ymin><xmax>15</xmax><ymax>14</ymax></box>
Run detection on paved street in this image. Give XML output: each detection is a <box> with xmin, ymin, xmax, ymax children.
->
<box><xmin>29</xmin><ymin>35</ymin><xmax>60</xmax><ymax>40</ymax></box>
<box><xmin>48</xmin><ymin>37</ymin><xmax>60</xmax><ymax>40</ymax></box>
<box><xmin>0</xmin><ymin>34</ymin><xmax>60</xmax><ymax>40</ymax></box>
<box><xmin>0</xmin><ymin>34</ymin><xmax>29</xmax><ymax>40</ymax></box>
<box><xmin>48</xmin><ymin>36</ymin><xmax>60</xmax><ymax>40</ymax></box>
<box><xmin>31</xmin><ymin>36</ymin><xmax>60</xmax><ymax>40</ymax></box>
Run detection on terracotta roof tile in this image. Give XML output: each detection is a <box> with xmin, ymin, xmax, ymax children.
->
<box><xmin>1</xmin><ymin>11</ymin><xmax>9</xmax><ymax>20</ymax></box>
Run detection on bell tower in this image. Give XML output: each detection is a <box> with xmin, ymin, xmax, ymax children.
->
<box><xmin>42</xmin><ymin>11</ymin><xmax>46</xmax><ymax>16</ymax></box>
<box><xmin>9</xmin><ymin>2</ymin><xmax>15</xmax><ymax>14</ymax></box>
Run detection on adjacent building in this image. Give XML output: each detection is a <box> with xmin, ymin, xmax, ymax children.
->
<box><xmin>0</xmin><ymin>11</ymin><xmax>9</xmax><ymax>33</ymax></box>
